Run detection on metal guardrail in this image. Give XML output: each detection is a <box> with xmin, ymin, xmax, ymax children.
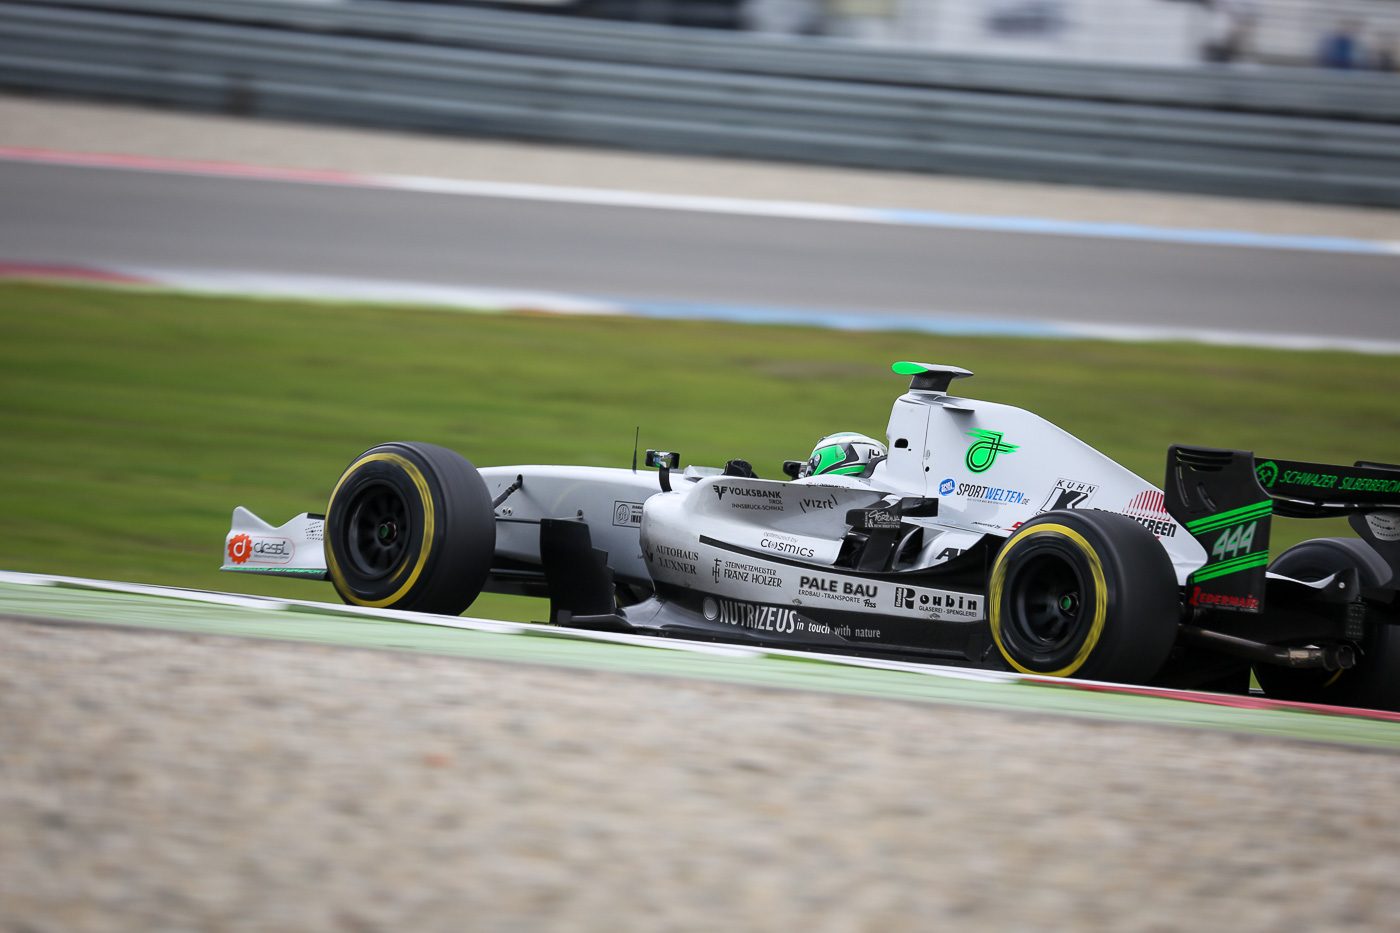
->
<box><xmin>2</xmin><ymin>0</ymin><xmax>1399</xmax><ymax>205</ymax></box>
<box><xmin>19</xmin><ymin>0</ymin><xmax>1400</xmax><ymax>121</ymax></box>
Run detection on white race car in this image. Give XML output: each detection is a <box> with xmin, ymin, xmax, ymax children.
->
<box><xmin>222</xmin><ymin>362</ymin><xmax>1400</xmax><ymax>710</ymax></box>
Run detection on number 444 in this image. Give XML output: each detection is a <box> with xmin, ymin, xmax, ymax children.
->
<box><xmin>1211</xmin><ymin>522</ymin><xmax>1258</xmax><ymax>562</ymax></box>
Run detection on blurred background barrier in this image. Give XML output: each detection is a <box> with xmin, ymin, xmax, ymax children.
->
<box><xmin>1</xmin><ymin>0</ymin><xmax>1398</xmax><ymax>204</ymax></box>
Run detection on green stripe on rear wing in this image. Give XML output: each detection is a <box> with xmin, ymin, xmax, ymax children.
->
<box><xmin>1184</xmin><ymin>501</ymin><xmax>1273</xmax><ymax>536</ymax></box>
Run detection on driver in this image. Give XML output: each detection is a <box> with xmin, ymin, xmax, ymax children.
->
<box><xmin>801</xmin><ymin>432</ymin><xmax>887</xmax><ymax>478</ymax></box>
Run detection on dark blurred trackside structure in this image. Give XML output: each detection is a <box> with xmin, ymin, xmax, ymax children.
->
<box><xmin>1</xmin><ymin>0</ymin><xmax>1398</xmax><ymax>205</ymax></box>
<box><xmin>473</xmin><ymin>0</ymin><xmax>1400</xmax><ymax>72</ymax></box>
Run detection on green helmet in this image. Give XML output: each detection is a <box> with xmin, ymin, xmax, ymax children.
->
<box><xmin>802</xmin><ymin>432</ymin><xmax>887</xmax><ymax>478</ymax></box>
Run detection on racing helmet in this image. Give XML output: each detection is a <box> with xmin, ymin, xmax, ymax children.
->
<box><xmin>802</xmin><ymin>432</ymin><xmax>887</xmax><ymax>478</ymax></box>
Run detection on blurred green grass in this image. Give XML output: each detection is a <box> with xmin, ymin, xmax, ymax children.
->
<box><xmin>2</xmin><ymin>282</ymin><xmax>1397</xmax><ymax>623</ymax></box>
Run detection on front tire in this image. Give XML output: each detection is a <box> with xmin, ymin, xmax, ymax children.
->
<box><xmin>1253</xmin><ymin>538</ymin><xmax>1399</xmax><ymax>711</ymax></box>
<box><xmin>325</xmin><ymin>442</ymin><xmax>495</xmax><ymax>614</ymax></box>
<box><xmin>989</xmin><ymin>510</ymin><xmax>1179</xmax><ymax>683</ymax></box>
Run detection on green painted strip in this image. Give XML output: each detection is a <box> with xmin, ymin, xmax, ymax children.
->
<box><xmin>1199</xmin><ymin>551</ymin><xmax>1271</xmax><ymax>575</ymax></box>
<box><xmin>2</xmin><ymin>578</ymin><xmax>1398</xmax><ymax>749</ymax></box>
<box><xmin>1186</xmin><ymin>513</ymin><xmax>1269</xmax><ymax>536</ymax></box>
<box><xmin>1185</xmin><ymin>501</ymin><xmax>1272</xmax><ymax>534</ymax></box>
<box><xmin>1190</xmin><ymin>552</ymin><xmax>1271</xmax><ymax>583</ymax></box>
<box><xmin>220</xmin><ymin>566</ymin><xmax>329</xmax><ymax>577</ymax></box>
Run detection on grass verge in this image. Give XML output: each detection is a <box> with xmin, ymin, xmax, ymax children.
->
<box><xmin>2</xmin><ymin>282</ymin><xmax>1397</xmax><ymax>623</ymax></box>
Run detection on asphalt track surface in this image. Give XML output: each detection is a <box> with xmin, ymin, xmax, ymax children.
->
<box><xmin>6</xmin><ymin>575</ymin><xmax>1400</xmax><ymax>931</ymax></box>
<box><xmin>3</xmin><ymin>159</ymin><xmax>1398</xmax><ymax>343</ymax></box>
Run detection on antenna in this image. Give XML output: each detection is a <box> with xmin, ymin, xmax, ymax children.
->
<box><xmin>632</xmin><ymin>426</ymin><xmax>640</xmax><ymax>472</ymax></box>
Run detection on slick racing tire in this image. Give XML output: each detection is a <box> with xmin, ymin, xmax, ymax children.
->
<box><xmin>1253</xmin><ymin>538</ymin><xmax>1400</xmax><ymax>712</ymax></box>
<box><xmin>325</xmin><ymin>442</ymin><xmax>495</xmax><ymax>615</ymax></box>
<box><xmin>989</xmin><ymin>510</ymin><xmax>1179</xmax><ymax>683</ymax></box>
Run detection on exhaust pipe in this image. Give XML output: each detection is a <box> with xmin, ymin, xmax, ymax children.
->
<box><xmin>1179</xmin><ymin>625</ymin><xmax>1356</xmax><ymax>671</ymax></box>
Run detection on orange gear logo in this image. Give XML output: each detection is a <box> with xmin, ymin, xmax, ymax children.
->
<box><xmin>228</xmin><ymin>533</ymin><xmax>252</xmax><ymax>565</ymax></box>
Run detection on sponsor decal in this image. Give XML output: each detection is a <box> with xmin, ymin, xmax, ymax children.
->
<box><xmin>612</xmin><ymin>500</ymin><xmax>644</xmax><ymax>527</ymax></box>
<box><xmin>1281</xmin><ymin>469</ymin><xmax>1338</xmax><ymax>490</ymax></box>
<box><xmin>713</xmin><ymin>484</ymin><xmax>781</xmax><ymax>502</ymax></box>
<box><xmin>1262</xmin><ymin>466</ymin><xmax>1400</xmax><ymax>495</ymax></box>
<box><xmin>1119</xmin><ymin>490</ymin><xmax>1179</xmax><ymax>538</ymax></box>
<box><xmin>799</xmin><ymin>493</ymin><xmax>838</xmax><ymax>514</ymax></box>
<box><xmin>1342</xmin><ymin>476</ymin><xmax>1400</xmax><ymax>494</ymax></box>
<box><xmin>934</xmin><ymin>547</ymin><xmax>965</xmax><ymax>562</ymax></box>
<box><xmin>228</xmin><ymin>534</ymin><xmax>294</xmax><ymax>565</ymax></box>
<box><xmin>1189</xmin><ymin>587</ymin><xmax>1261</xmax><ymax>612</ymax></box>
<box><xmin>1341</xmin><ymin>476</ymin><xmax>1400</xmax><ymax>494</ymax></box>
<box><xmin>647</xmin><ymin>543</ymin><xmax>699</xmax><ymax>576</ymax></box>
<box><xmin>890</xmin><ymin>585</ymin><xmax>982</xmax><ymax>620</ymax></box>
<box><xmin>702</xmin><ymin>597</ymin><xmax>802</xmax><ymax>634</ymax></box>
<box><xmin>713</xmin><ymin>483</ymin><xmax>785</xmax><ymax>512</ymax></box>
<box><xmin>1040</xmin><ymin>478</ymin><xmax>1097</xmax><ymax>512</ymax></box>
<box><xmin>957</xmin><ymin>482</ymin><xmax>1029</xmax><ymax>506</ymax></box>
<box><xmin>848</xmin><ymin>507</ymin><xmax>901</xmax><ymax>531</ymax></box>
<box><xmin>965</xmin><ymin>430</ymin><xmax>1017</xmax><ymax>473</ymax></box>
<box><xmin>227</xmin><ymin>533</ymin><xmax>252</xmax><ymax>565</ymax></box>
<box><xmin>759</xmin><ymin>532</ymin><xmax>816</xmax><ymax>558</ymax></box>
<box><xmin>867</xmin><ymin>508</ymin><xmax>901</xmax><ymax>530</ymax></box>
<box><xmin>797</xmin><ymin>575</ymin><xmax>879</xmax><ymax>608</ymax></box>
<box><xmin>939</xmin><ymin>477</ymin><xmax>956</xmax><ymax>496</ymax></box>
<box><xmin>1366</xmin><ymin>512</ymin><xmax>1400</xmax><ymax>542</ymax></box>
<box><xmin>1255</xmin><ymin>460</ymin><xmax>1278</xmax><ymax>489</ymax></box>
<box><xmin>712</xmin><ymin>557</ymin><xmax>783</xmax><ymax>588</ymax></box>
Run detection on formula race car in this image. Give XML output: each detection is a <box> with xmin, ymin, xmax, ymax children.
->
<box><xmin>221</xmin><ymin>362</ymin><xmax>1400</xmax><ymax>711</ymax></box>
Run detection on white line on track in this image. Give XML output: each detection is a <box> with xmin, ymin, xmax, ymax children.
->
<box><xmin>3</xmin><ymin>145</ymin><xmax>1398</xmax><ymax>258</ymax></box>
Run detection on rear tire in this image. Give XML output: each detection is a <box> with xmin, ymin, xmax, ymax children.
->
<box><xmin>989</xmin><ymin>510</ymin><xmax>1179</xmax><ymax>683</ymax></box>
<box><xmin>325</xmin><ymin>442</ymin><xmax>495</xmax><ymax>614</ymax></box>
<box><xmin>1253</xmin><ymin>538</ymin><xmax>1400</xmax><ymax>711</ymax></box>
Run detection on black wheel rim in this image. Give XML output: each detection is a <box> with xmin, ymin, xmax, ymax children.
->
<box><xmin>1007</xmin><ymin>552</ymin><xmax>1087</xmax><ymax>657</ymax></box>
<box><xmin>343</xmin><ymin>480</ymin><xmax>413</xmax><ymax>580</ymax></box>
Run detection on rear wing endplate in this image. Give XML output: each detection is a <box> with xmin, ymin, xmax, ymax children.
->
<box><xmin>1165</xmin><ymin>447</ymin><xmax>1272</xmax><ymax>613</ymax></box>
<box><xmin>1166</xmin><ymin>448</ymin><xmax>1400</xmax><ymax>611</ymax></box>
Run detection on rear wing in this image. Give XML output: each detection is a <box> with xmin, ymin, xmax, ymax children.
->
<box><xmin>1164</xmin><ymin>447</ymin><xmax>1400</xmax><ymax>612</ymax></box>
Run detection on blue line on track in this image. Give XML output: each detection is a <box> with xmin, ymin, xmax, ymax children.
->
<box><xmin>875</xmin><ymin>209</ymin><xmax>1400</xmax><ymax>255</ymax></box>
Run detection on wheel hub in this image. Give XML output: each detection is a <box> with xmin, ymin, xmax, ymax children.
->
<box><xmin>377</xmin><ymin>520</ymin><xmax>398</xmax><ymax>544</ymax></box>
<box><xmin>342</xmin><ymin>481</ymin><xmax>412</xmax><ymax>580</ymax></box>
<box><xmin>1007</xmin><ymin>552</ymin><xmax>1087</xmax><ymax>655</ymax></box>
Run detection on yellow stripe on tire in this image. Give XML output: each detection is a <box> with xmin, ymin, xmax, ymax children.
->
<box><xmin>989</xmin><ymin>522</ymin><xmax>1108</xmax><ymax>678</ymax></box>
<box><xmin>325</xmin><ymin>452</ymin><xmax>436</xmax><ymax>609</ymax></box>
